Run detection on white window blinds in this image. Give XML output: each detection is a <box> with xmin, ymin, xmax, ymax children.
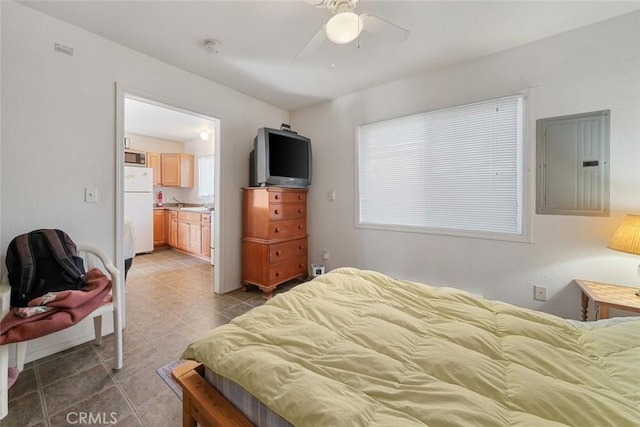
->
<box><xmin>197</xmin><ymin>155</ymin><xmax>215</xmax><ymax>198</ymax></box>
<box><xmin>357</xmin><ymin>95</ymin><xmax>524</xmax><ymax>237</ymax></box>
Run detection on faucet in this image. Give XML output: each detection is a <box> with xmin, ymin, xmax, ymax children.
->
<box><xmin>172</xmin><ymin>197</ymin><xmax>184</xmax><ymax>208</ymax></box>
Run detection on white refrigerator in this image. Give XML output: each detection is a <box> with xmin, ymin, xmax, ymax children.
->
<box><xmin>124</xmin><ymin>166</ymin><xmax>154</xmax><ymax>254</ymax></box>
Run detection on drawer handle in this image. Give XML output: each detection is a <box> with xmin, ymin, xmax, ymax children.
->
<box><xmin>299</xmin><ymin>263</ymin><xmax>304</xmax><ymax>268</ymax></box>
<box><xmin>298</xmin><ymin>225</ymin><xmax>303</xmax><ymax>229</ymax></box>
<box><xmin>275</xmin><ymin>195</ymin><xmax>280</xmax><ymax>200</ymax></box>
<box><xmin>299</xmin><ymin>245</ymin><xmax>304</xmax><ymax>250</ymax></box>
<box><xmin>275</xmin><ymin>227</ymin><xmax>280</xmax><ymax>233</ymax></box>
<box><xmin>298</xmin><ymin>195</ymin><xmax>303</xmax><ymax>200</ymax></box>
<box><xmin>275</xmin><ymin>250</ymin><xmax>281</xmax><ymax>256</ymax></box>
<box><xmin>298</xmin><ymin>208</ymin><xmax>303</xmax><ymax>213</ymax></box>
<box><xmin>274</xmin><ymin>209</ymin><xmax>280</xmax><ymax>215</ymax></box>
<box><xmin>275</xmin><ymin>272</ymin><xmax>280</xmax><ymax>277</ymax></box>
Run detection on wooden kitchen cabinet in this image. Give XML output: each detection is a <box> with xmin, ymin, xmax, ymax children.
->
<box><xmin>167</xmin><ymin>210</ymin><xmax>178</xmax><ymax>247</ymax></box>
<box><xmin>161</xmin><ymin>153</ymin><xmax>194</xmax><ymax>187</ymax></box>
<box><xmin>176</xmin><ymin>211</ymin><xmax>209</xmax><ymax>258</ymax></box>
<box><xmin>202</xmin><ymin>214</ymin><xmax>211</xmax><ymax>259</ymax></box>
<box><xmin>188</xmin><ymin>223</ymin><xmax>202</xmax><ymax>253</ymax></box>
<box><xmin>146</xmin><ymin>152</ymin><xmax>161</xmax><ymax>186</ymax></box>
<box><xmin>177</xmin><ymin>218</ymin><xmax>190</xmax><ymax>251</ymax></box>
<box><xmin>242</xmin><ymin>187</ymin><xmax>308</xmax><ymax>299</ymax></box>
<box><xmin>153</xmin><ymin>210</ymin><xmax>167</xmax><ymax>247</ymax></box>
<box><xmin>164</xmin><ymin>209</ymin><xmax>210</xmax><ymax>260</ymax></box>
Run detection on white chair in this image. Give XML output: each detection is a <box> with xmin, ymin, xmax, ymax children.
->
<box><xmin>0</xmin><ymin>244</ymin><xmax>123</xmax><ymax>420</ymax></box>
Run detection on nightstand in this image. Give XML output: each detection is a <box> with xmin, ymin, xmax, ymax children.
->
<box><xmin>574</xmin><ymin>279</ymin><xmax>640</xmax><ymax>321</ymax></box>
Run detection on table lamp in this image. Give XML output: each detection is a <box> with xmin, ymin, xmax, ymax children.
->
<box><xmin>607</xmin><ymin>214</ymin><xmax>640</xmax><ymax>293</ymax></box>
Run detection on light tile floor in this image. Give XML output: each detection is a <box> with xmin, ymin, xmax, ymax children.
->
<box><xmin>0</xmin><ymin>248</ymin><xmax>288</xmax><ymax>427</ymax></box>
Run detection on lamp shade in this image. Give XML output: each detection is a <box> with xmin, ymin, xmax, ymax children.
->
<box><xmin>607</xmin><ymin>214</ymin><xmax>640</xmax><ymax>255</ymax></box>
<box><xmin>325</xmin><ymin>12</ymin><xmax>363</xmax><ymax>44</ymax></box>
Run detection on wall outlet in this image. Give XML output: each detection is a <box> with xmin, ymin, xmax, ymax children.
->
<box><xmin>328</xmin><ymin>190</ymin><xmax>336</xmax><ymax>201</ymax></box>
<box><xmin>311</xmin><ymin>264</ymin><xmax>325</xmax><ymax>277</ymax></box>
<box><xmin>322</xmin><ymin>250</ymin><xmax>329</xmax><ymax>260</ymax></box>
<box><xmin>533</xmin><ymin>285</ymin><xmax>547</xmax><ymax>301</ymax></box>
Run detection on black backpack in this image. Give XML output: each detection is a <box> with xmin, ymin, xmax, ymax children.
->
<box><xmin>6</xmin><ymin>229</ymin><xmax>86</xmax><ymax>307</ymax></box>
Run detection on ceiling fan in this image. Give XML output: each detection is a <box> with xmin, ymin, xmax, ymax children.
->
<box><xmin>296</xmin><ymin>0</ymin><xmax>410</xmax><ymax>59</ymax></box>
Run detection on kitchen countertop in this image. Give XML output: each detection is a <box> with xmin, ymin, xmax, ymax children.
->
<box><xmin>154</xmin><ymin>204</ymin><xmax>213</xmax><ymax>213</ymax></box>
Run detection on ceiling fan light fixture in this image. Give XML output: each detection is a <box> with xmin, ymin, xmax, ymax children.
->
<box><xmin>325</xmin><ymin>11</ymin><xmax>362</xmax><ymax>44</ymax></box>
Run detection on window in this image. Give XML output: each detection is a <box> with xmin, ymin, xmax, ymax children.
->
<box><xmin>197</xmin><ymin>155</ymin><xmax>214</xmax><ymax>198</ymax></box>
<box><xmin>357</xmin><ymin>95</ymin><xmax>525</xmax><ymax>240</ymax></box>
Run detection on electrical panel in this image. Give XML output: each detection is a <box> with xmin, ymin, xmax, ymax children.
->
<box><xmin>536</xmin><ymin>110</ymin><xmax>610</xmax><ymax>216</ymax></box>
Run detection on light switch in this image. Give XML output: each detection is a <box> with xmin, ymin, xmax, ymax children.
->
<box><xmin>85</xmin><ymin>187</ymin><xmax>98</xmax><ymax>203</ymax></box>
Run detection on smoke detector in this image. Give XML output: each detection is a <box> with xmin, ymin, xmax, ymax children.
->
<box><xmin>204</xmin><ymin>40</ymin><xmax>221</xmax><ymax>54</ymax></box>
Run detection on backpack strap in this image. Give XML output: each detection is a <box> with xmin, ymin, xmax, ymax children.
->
<box><xmin>8</xmin><ymin>233</ymin><xmax>37</xmax><ymax>298</ymax></box>
<box><xmin>40</xmin><ymin>229</ymin><xmax>85</xmax><ymax>282</ymax></box>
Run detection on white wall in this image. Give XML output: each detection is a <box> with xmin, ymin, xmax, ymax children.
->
<box><xmin>1</xmin><ymin>1</ymin><xmax>288</xmax><ymax>361</ymax></box>
<box><xmin>0</xmin><ymin>2</ymin><xmax>3</xmax><ymax>266</ymax></box>
<box><xmin>291</xmin><ymin>11</ymin><xmax>640</xmax><ymax>320</ymax></box>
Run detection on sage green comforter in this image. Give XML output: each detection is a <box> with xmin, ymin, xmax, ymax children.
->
<box><xmin>183</xmin><ymin>268</ymin><xmax>640</xmax><ymax>426</ymax></box>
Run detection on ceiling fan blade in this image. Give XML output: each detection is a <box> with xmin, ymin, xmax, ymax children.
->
<box><xmin>295</xmin><ymin>26</ymin><xmax>328</xmax><ymax>59</ymax></box>
<box><xmin>360</xmin><ymin>13</ymin><xmax>409</xmax><ymax>44</ymax></box>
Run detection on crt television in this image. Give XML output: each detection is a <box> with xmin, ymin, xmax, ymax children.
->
<box><xmin>249</xmin><ymin>127</ymin><xmax>312</xmax><ymax>188</ymax></box>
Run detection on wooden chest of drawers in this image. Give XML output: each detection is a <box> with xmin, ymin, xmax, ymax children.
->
<box><xmin>242</xmin><ymin>187</ymin><xmax>308</xmax><ymax>298</ymax></box>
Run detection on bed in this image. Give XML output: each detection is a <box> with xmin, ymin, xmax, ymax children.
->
<box><xmin>175</xmin><ymin>267</ymin><xmax>640</xmax><ymax>426</ymax></box>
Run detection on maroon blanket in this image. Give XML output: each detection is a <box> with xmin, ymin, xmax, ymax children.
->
<box><xmin>1</xmin><ymin>268</ymin><xmax>112</xmax><ymax>344</ymax></box>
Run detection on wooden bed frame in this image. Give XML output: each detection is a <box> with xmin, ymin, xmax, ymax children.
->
<box><xmin>172</xmin><ymin>361</ymin><xmax>254</xmax><ymax>427</ymax></box>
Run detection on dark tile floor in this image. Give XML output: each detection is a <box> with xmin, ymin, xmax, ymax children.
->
<box><xmin>1</xmin><ymin>248</ymin><xmax>278</xmax><ymax>426</ymax></box>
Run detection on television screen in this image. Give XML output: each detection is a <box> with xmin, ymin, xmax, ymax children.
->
<box><xmin>250</xmin><ymin>127</ymin><xmax>312</xmax><ymax>188</ymax></box>
<box><xmin>269</xmin><ymin>133</ymin><xmax>309</xmax><ymax>179</ymax></box>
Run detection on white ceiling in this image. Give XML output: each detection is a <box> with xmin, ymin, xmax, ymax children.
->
<box><xmin>21</xmin><ymin>1</ymin><xmax>640</xmax><ymax>113</ymax></box>
<box><xmin>125</xmin><ymin>98</ymin><xmax>215</xmax><ymax>143</ymax></box>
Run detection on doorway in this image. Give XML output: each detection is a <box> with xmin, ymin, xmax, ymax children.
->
<box><xmin>115</xmin><ymin>85</ymin><xmax>222</xmax><ymax>323</ymax></box>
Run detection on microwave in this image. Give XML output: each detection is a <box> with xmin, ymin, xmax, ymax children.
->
<box><xmin>124</xmin><ymin>150</ymin><xmax>146</xmax><ymax>166</ymax></box>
